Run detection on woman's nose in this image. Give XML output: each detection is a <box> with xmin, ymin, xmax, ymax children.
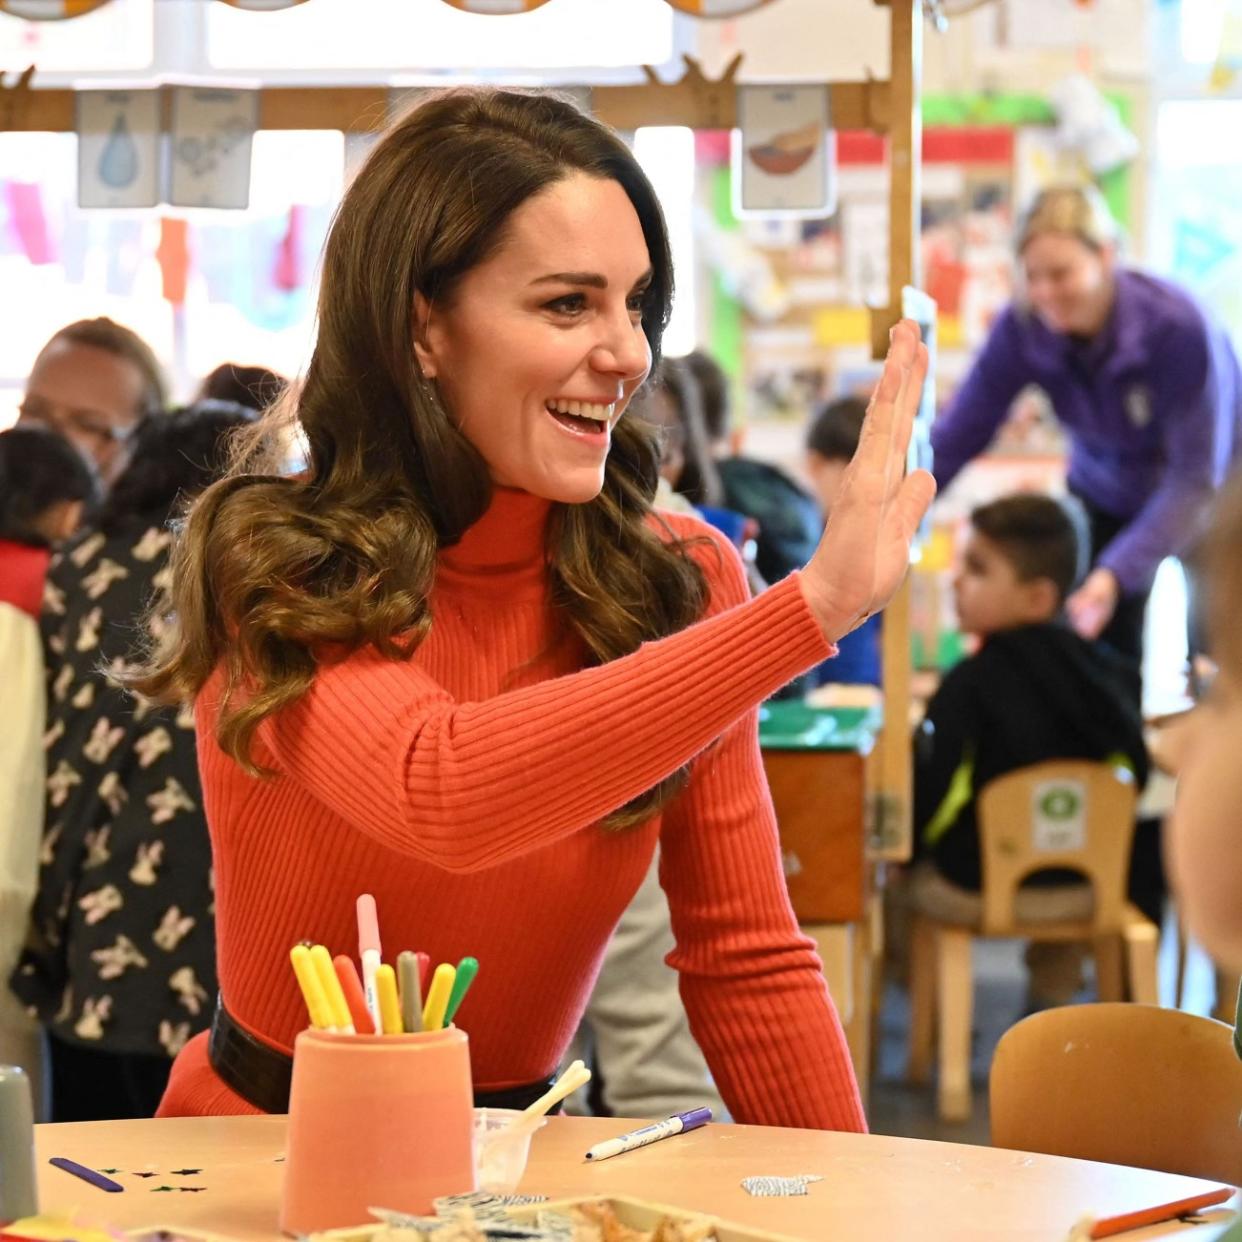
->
<box><xmin>591</xmin><ymin>313</ymin><xmax>650</xmax><ymax>381</ymax></box>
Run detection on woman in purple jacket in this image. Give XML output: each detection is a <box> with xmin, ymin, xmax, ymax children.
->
<box><xmin>932</xmin><ymin>185</ymin><xmax>1242</xmax><ymax>668</ymax></box>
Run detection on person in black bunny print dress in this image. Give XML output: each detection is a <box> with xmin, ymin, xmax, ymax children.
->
<box><xmin>11</xmin><ymin>401</ymin><xmax>254</xmax><ymax>1120</ymax></box>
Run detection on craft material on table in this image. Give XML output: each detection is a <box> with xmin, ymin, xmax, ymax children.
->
<box><xmin>47</xmin><ymin>1158</ymin><xmax>124</xmax><ymax>1193</ymax></box>
<box><xmin>476</xmin><ymin>1061</ymin><xmax>592</xmax><ymax>1175</ymax></box>
<box><xmin>583</xmin><ymin>1107</ymin><xmax>712</xmax><ymax>1162</ymax></box>
<box><xmin>740</xmin><ymin>1176</ymin><xmax>823</xmax><ymax>1198</ymax></box>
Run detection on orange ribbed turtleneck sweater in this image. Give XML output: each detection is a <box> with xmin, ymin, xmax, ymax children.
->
<box><xmin>159</xmin><ymin>488</ymin><xmax>864</xmax><ymax>1131</ymax></box>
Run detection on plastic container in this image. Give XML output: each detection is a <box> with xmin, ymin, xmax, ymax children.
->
<box><xmin>0</xmin><ymin>1065</ymin><xmax>37</xmax><ymax>1224</ymax></box>
<box><xmin>472</xmin><ymin>1107</ymin><xmax>546</xmax><ymax>1194</ymax></box>
<box><xmin>280</xmin><ymin>1027</ymin><xmax>474</xmax><ymax>1235</ymax></box>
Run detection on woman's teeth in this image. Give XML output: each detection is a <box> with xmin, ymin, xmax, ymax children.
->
<box><xmin>546</xmin><ymin>399</ymin><xmax>612</xmax><ymax>423</ymax></box>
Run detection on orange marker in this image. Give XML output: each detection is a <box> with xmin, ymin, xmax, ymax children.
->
<box><xmin>1088</xmin><ymin>1187</ymin><xmax>1233</xmax><ymax>1238</ymax></box>
<box><xmin>333</xmin><ymin>954</ymin><xmax>375</xmax><ymax>1035</ymax></box>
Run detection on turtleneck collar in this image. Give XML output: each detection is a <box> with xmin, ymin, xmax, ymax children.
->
<box><xmin>436</xmin><ymin>486</ymin><xmax>554</xmax><ymax>599</ymax></box>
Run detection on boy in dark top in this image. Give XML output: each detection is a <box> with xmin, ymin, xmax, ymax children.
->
<box><xmin>914</xmin><ymin>494</ymin><xmax>1149</xmax><ymax>894</ymax></box>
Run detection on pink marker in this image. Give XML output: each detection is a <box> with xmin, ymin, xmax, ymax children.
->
<box><xmin>356</xmin><ymin>894</ymin><xmax>383</xmax><ymax>1035</ymax></box>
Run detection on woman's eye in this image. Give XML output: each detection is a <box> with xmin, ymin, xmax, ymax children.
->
<box><xmin>626</xmin><ymin>294</ymin><xmax>646</xmax><ymax>317</ymax></box>
<box><xmin>545</xmin><ymin>294</ymin><xmax>587</xmax><ymax>315</ymax></box>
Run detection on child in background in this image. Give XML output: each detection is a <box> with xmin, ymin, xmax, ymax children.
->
<box><xmin>911</xmin><ymin>494</ymin><xmax>1151</xmax><ymax>1007</ymax></box>
<box><xmin>0</xmin><ymin>426</ymin><xmax>98</xmax><ymax>1109</ymax></box>
<box><xmin>805</xmin><ymin>396</ymin><xmax>881</xmax><ymax>687</ymax></box>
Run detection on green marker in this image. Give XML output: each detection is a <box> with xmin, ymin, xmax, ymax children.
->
<box><xmin>443</xmin><ymin>956</ymin><xmax>479</xmax><ymax>1026</ymax></box>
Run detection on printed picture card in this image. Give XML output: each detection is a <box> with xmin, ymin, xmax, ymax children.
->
<box><xmin>76</xmin><ymin>89</ymin><xmax>160</xmax><ymax>209</ymax></box>
<box><xmin>734</xmin><ymin>83</ymin><xmax>835</xmax><ymax>218</ymax></box>
<box><xmin>168</xmin><ymin>86</ymin><xmax>258</xmax><ymax>210</ymax></box>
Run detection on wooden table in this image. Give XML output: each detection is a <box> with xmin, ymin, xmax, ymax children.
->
<box><xmin>31</xmin><ymin>1115</ymin><xmax>1238</xmax><ymax>1241</ymax></box>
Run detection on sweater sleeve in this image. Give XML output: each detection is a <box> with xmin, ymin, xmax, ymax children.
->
<box><xmin>931</xmin><ymin>307</ymin><xmax>1031</xmax><ymax>491</ymax></box>
<box><xmin>250</xmin><ymin>562</ymin><xmax>832</xmax><ymax>874</ymax></box>
<box><xmin>1096</xmin><ymin>317</ymin><xmax>1223</xmax><ymax>593</ymax></box>
<box><xmin>657</xmin><ymin>539</ymin><xmax>866</xmax><ymax>1132</ymax></box>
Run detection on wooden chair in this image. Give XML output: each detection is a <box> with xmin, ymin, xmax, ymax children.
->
<box><xmin>906</xmin><ymin>760</ymin><xmax>1160</xmax><ymax>1121</ymax></box>
<box><xmin>990</xmin><ymin>1003</ymin><xmax>1242</xmax><ymax>1185</ymax></box>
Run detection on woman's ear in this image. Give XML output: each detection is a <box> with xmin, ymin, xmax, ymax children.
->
<box><xmin>412</xmin><ymin>291</ymin><xmax>439</xmax><ymax>380</ymax></box>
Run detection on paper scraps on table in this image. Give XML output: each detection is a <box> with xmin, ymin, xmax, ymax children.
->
<box><xmin>170</xmin><ymin>1168</ymin><xmax>202</xmax><ymax>1175</ymax></box>
<box><xmin>740</xmin><ymin>1175</ymin><xmax>823</xmax><ymax>1197</ymax></box>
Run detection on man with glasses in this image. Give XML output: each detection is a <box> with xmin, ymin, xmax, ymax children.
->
<box><xmin>19</xmin><ymin>319</ymin><xmax>168</xmax><ymax>486</ymax></box>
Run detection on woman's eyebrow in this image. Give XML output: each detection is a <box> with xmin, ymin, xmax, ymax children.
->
<box><xmin>530</xmin><ymin>272</ymin><xmax>608</xmax><ymax>289</ymax></box>
<box><xmin>529</xmin><ymin>267</ymin><xmax>654</xmax><ymax>291</ymax></box>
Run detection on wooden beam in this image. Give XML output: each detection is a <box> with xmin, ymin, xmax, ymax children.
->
<box><xmin>1</xmin><ymin>71</ymin><xmax>893</xmax><ymax>136</ymax></box>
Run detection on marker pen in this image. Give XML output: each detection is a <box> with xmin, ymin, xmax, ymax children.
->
<box><xmin>584</xmin><ymin>1107</ymin><xmax>712</xmax><ymax>1162</ymax></box>
<box><xmin>356</xmin><ymin>894</ymin><xmax>382</xmax><ymax>1035</ymax></box>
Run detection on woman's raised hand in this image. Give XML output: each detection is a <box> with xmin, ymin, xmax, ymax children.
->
<box><xmin>800</xmin><ymin>319</ymin><xmax>937</xmax><ymax>643</ymax></box>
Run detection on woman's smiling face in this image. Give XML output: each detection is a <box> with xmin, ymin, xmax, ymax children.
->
<box><xmin>414</xmin><ymin>172</ymin><xmax>655</xmax><ymax>505</ymax></box>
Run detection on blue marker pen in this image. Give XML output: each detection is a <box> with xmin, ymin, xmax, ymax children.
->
<box><xmin>583</xmin><ymin>1107</ymin><xmax>713</xmax><ymax>1162</ymax></box>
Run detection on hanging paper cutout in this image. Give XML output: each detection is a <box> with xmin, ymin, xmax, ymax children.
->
<box><xmin>272</xmin><ymin>203</ymin><xmax>304</xmax><ymax>292</ymax></box>
<box><xmin>156</xmin><ymin>216</ymin><xmax>190</xmax><ymax>306</ymax></box>
<box><xmin>5</xmin><ymin>181</ymin><xmax>54</xmax><ymax>264</ymax></box>
<box><xmin>663</xmin><ymin>0</ymin><xmax>775</xmax><ymax>16</ymax></box>
<box><xmin>436</xmin><ymin>0</ymin><xmax>553</xmax><ymax>11</ymax></box>
<box><xmin>0</xmin><ymin>0</ymin><xmax>111</xmax><ymax>17</ymax></box>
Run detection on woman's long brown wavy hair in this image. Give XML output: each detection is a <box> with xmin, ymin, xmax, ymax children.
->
<box><xmin>132</xmin><ymin>88</ymin><xmax>709</xmax><ymax>830</ymax></box>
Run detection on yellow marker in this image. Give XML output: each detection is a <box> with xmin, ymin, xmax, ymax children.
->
<box><xmin>309</xmin><ymin>944</ymin><xmax>354</xmax><ymax>1033</ymax></box>
<box><xmin>376</xmin><ymin>963</ymin><xmax>403</xmax><ymax>1035</ymax></box>
<box><xmin>290</xmin><ymin>944</ymin><xmax>335</xmax><ymax>1031</ymax></box>
<box><xmin>422</xmin><ymin>962</ymin><xmax>456</xmax><ymax>1031</ymax></box>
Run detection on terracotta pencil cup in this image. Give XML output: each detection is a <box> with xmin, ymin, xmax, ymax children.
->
<box><xmin>280</xmin><ymin>1027</ymin><xmax>475</xmax><ymax>1235</ymax></box>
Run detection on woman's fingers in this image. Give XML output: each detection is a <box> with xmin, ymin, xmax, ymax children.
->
<box><xmin>857</xmin><ymin>320</ymin><xmax>922</xmax><ymax>479</ymax></box>
<box><xmin>896</xmin><ymin>469</ymin><xmax>937</xmax><ymax>542</ymax></box>
<box><xmin>882</xmin><ymin>340</ymin><xmax>928</xmax><ymax>502</ymax></box>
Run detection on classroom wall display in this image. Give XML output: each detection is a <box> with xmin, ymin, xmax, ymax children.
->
<box><xmin>435</xmin><ymin>0</ymin><xmax>553</xmax><ymax>11</ymax></box>
<box><xmin>663</xmin><ymin>0</ymin><xmax>776</xmax><ymax>15</ymax></box>
<box><xmin>0</xmin><ymin>0</ymin><xmax>111</xmax><ymax>17</ymax></box>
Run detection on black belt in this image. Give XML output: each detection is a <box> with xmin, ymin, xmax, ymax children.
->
<box><xmin>209</xmin><ymin>997</ymin><xmax>559</xmax><ymax>1115</ymax></box>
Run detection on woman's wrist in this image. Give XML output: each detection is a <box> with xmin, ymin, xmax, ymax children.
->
<box><xmin>794</xmin><ymin>571</ymin><xmax>858</xmax><ymax>646</ymax></box>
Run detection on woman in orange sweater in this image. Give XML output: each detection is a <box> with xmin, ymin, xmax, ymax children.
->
<box><xmin>136</xmin><ymin>89</ymin><xmax>933</xmax><ymax>1130</ymax></box>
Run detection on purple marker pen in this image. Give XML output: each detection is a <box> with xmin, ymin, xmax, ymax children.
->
<box><xmin>583</xmin><ymin>1107</ymin><xmax>713</xmax><ymax>1162</ymax></box>
<box><xmin>49</xmin><ymin>1156</ymin><xmax>124</xmax><ymax>1192</ymax></box>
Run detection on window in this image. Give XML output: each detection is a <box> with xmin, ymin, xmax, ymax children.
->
<box><xmin>207</xmin><ymin>0</ymin><xmax>674</xmax><ymax>74</ymax></box>
<box><xmin>0</xmin><ymin>0</ymin><xmax>152</xmax><ymax>73</ymax></box>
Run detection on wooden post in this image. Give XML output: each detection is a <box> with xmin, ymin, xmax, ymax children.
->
<box><xmin>872</xmin><ymin>0</ymin><xmax>922</xmax><ymax>860</ymax></box>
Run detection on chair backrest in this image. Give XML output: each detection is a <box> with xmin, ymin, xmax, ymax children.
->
<box><xmin>977</xmin><ymin>760</ymin><xmax>1137</xmax><ymax>937</ymax></box>
<box><xmin>990</xmin><ymin>1003</ymin><xmax>1242</xmax><ymax>1185</ymax></box>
